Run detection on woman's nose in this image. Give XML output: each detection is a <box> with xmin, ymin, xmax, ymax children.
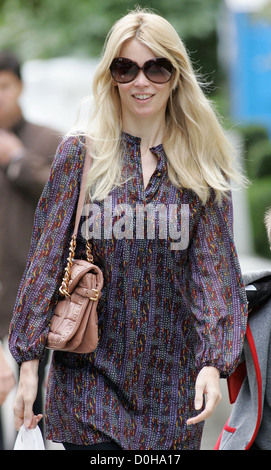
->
<box><xmin>133</xmin><ymin>70</ymin><xmax>150</xmax><ymax>87</ymax></box>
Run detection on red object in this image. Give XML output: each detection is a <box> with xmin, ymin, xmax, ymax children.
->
<box><xmin>227</xmin><ymin>361</ymin><xmax>247</xmax><ymax>404</ymax></box>
<box><xmin>214</xmin><ymin>323</ymin><xmax>262</xmax><ymax>450</ymax></box>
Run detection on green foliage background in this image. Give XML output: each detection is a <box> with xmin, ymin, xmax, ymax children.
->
<box><xmin>0</xmin><ymin>0</ymin><xmax>221</xmax><ymax>82</ymax></box>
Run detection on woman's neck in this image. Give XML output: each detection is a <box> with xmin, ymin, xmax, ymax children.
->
<box><xmin>122</xmin><ymin>115</ymin><xmax>166</xmax><ymax>151</ymax></box>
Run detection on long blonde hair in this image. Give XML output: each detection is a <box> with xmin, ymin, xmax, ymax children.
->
<box><xmin>81</xmin><ymin>7</ymin><xmax>246</xmax><ymax>204</ymax></box>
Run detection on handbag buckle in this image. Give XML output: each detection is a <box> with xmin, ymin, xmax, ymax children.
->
<box><xmin>89</xmin><ymin>289</ymin><xmax>99</xmax><ymax>301</ymax></box>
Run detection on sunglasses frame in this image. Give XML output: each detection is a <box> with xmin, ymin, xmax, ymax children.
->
<box><xmin>110</xmin><ymin>57</ymin><xmax>174</xmax><ymax>84</ymax></box>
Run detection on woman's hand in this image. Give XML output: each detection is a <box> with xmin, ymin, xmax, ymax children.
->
<box><xmin>0</xmin><ymin>344</ymin><xmax>16</xmax><ymax>405</ymax></box>
<box><xmin>13</xmin><ymin>359</ymin><xmax>43</xmax><ymax>430</ymax></box>
<box><xmin>187</xmin><ymin>366</ymin><xmax>222</xmax><ymax>425</ymax></box>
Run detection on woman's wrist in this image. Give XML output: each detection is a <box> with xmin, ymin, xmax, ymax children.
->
<box><xmin>20</xmin><ymin>359</ymin><xmax>39</xmax><ymax>375</ymax></box>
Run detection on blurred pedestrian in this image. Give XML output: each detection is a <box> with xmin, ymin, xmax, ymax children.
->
<box><xmin>9</xmin><ymin>8</ymin><xmax>247</xmax><ymax>450</ymax></box>
<box><xmin>214</xmin><ymin>207</ymin><xmax>271</xmax><ymax>450</ymax></box>
<box><xmin>0</xmin><ymin>51</ymin><xmax>60</xmax><ymax>448</ymax></box>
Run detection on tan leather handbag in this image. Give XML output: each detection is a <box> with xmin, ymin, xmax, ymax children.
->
<box><xmin>47</xmin><ymin>147</ymin><xmax>103</xmax><ymax>354</ymax></box>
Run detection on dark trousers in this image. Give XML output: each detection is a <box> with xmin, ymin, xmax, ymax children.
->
<box><xmin>33</xmin><ymin>349</ymin><xmax>49</xmax><ymax>436</ymax></box>
<box><xmin>63</xmin><ymin>441</ymin><xmax>122</xmax><ymax>450</ymax></box>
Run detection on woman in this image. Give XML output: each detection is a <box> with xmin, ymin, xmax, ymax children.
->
<box><xmin>9</xmin><ymin>8</ymin><xmax>248</xmax><ymax>450</ymax></box>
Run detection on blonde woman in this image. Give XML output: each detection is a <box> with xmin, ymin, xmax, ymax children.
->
<box><xmin>9</xmin><ymin>8</ymin><xmax>248</xmax><ymax>450</ymax></box>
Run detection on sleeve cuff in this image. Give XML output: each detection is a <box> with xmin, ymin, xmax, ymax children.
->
<box><xmin>6</xmin><ymin>149</ymin><xmax>25</xmax><ymax>180</ymax></box>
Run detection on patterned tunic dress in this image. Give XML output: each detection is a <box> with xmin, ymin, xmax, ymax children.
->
<box><xmin>9</xmin><ymin>133</ymin><xmax>247</xmax><ymax>450</ymax></box>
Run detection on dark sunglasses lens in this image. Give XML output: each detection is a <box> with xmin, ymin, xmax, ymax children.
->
<box><xmin>110</xmin><ymin>59</ymin><xmax>138</xmax><ymax>83</ymax></box>
<box><xmin>145</xmin><ymin>59</ymin><xmax>173</xmax><ymax>83</ymax></box>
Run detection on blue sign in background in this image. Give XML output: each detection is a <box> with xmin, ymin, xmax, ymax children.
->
<box><xmin>229</xmin><ymin>12</ymin><xmax>271</xmax><ymax>136</ymax></box>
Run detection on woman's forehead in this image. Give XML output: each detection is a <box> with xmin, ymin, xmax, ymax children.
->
<box><xmin>119</xmin><ymin>39</ymin><xmax>157</xmax><ymax>63</ymax></box>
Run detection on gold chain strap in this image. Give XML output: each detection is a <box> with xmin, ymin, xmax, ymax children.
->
<box><xmin>59</xmin><ymin>235</ymin><xmax>77</xmax><ymax>297</ymax></box>
<box><xmin>86</xmin><ymin>240</ymin><xmax>94</xmax><ymax>263</ymax></box>
<box><xmin>59</xmin><ymin>236</ymin><xmax>94</xmax><ymax>298</ymax></box>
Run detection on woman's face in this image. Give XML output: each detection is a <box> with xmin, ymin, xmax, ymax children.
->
<box><xmin>113</xmin><ymin>39</ymin><xmax>172</xmax><ymax>126</ymax></box>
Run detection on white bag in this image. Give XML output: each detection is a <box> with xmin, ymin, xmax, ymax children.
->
<box><xmin>13</xmin><ymin>425</ymin><xmax>45</xmax><ymax>450</ymax></box>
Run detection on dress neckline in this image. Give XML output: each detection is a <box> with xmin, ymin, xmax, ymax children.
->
<box><xmin>121</xmin><ymin>131</ymin><xmax>164</xmax><ymax>152</ymax></box>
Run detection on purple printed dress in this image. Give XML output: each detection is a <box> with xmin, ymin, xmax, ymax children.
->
<box><xmin>9</xmin><ymin>133</ymin><xmax>247</xmax><ymax>449</ymax></box>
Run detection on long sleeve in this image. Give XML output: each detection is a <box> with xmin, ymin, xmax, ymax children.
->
<box><xmin>8</xmin><ymin>136</ymin><xmax>85</xmax><ymax>365</ymax></box>
<box><xmin>6</xmin><ymin>122</ymin><xmax>60</xmax><ymax>201</ymax></box>
<box><xmin>7</xmin><ymin>149</ymin><xmax>55</xmax><ymax>201</ymax></box>
<box><xmin>186</xmin><ymin>190</ymin><xmax>248</xmax><ymax>378</ymax></box>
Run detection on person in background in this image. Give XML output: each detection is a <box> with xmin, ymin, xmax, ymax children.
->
<box><xmin>0</xmin><ymin>51</ymin><xmax>60</xmax><ymax>449</ymax></box>
<box><xmin>214</xmin><ymin>207</ymin><xmax>271</xmax><ymax>450</ymax></box>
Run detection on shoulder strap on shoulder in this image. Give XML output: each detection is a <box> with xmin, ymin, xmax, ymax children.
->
<box><xmin>73</xmin><ymin>141</ymin><xmax>92</xmax><ymax>237</ymax></box>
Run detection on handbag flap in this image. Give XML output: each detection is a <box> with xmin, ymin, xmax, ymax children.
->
<box><xmin>68</xmin><ymin>259</ymin><xmax>103</xmax><ymax>294</ymax></box>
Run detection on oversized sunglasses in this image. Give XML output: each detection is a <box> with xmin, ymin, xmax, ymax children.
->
<box><xmin>110</xmin><ymin>57</ymin><xmax>173</xmax><ymax>84</ymax></box>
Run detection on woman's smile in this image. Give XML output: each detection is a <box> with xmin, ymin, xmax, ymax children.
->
<box><xmin>132</xmin><ymin>93</ymin><xmax>155</xmax><ymax>102</ymax></box>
